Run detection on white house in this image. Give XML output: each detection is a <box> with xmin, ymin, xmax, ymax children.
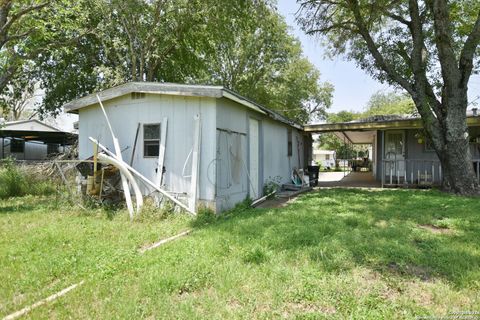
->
<box><xmin>64</xmin><ymin>82</ymin><xmax>312</xmax><ymax>212</ymax></box>
<box><xmin>313</xmin><ymin>149</ymin><xmax>336</xmax><ymax>168</ymax></box>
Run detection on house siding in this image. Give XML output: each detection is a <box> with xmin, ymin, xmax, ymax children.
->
<box><xmin>78</xmin><ymin>93</ymin><xmax>217</xmax><ymax>206</ymax></box>
<box><xmin>378</xmin><ymin>127</ymin><xmax>480</xmax><ymax>184</ymax></box>
<box><xmin>215</xmin><ymin>97</ymin><xmax>307</xmax><ymax>212</ymax></box>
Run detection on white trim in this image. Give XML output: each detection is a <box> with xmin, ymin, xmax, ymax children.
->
<box><xmin>222</xmin><ymin>91</ymin><xmax>267</xmax><ymax>115</ymax></box>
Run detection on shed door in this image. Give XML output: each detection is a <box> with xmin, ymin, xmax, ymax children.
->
<box><xmin>249</xmin><ymin>118</ymin><xmax>260</xmax><ymax>199</ymax></box>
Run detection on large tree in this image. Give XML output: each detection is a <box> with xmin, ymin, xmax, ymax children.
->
<box><xmin>298</xmin><ymin>0</ymin><xmax>480</xmax><ymax>194</ymax></box>
<box><xmin>36</xmin><ymin>0</ymin><xmax>332</xmax><ymax>123</ymax></box>
<box><xmin>0</xmin><ymin>0</ymin><xmax>49</xmax><ymax>93</ymax></box>
<box><xmin>0</xmin><ymin>0</ymin><xmax>88</xmax><ymax>97</ymax></box>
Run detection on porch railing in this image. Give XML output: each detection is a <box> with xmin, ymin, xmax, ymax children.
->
<box><xmin>381</xmin><ymin>159</ymin><xmax>480</xmax><ymax>187</ymax></box>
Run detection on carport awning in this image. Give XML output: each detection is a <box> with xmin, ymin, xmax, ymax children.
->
<box><xmin>0</xmin><ymin>130</ymin><xmax>77</xmax><ymax>144</ymax></box>
<box><xmin>333</xmin><ymin>131</ymin><xmax>376</xmax><ymax>144</ymax></box>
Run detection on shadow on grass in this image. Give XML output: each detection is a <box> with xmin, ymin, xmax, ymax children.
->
<box><xmin>192</xmin><ymin>188</ymin><xmax>480</xmax><ymax>288</ymax></box>
<box><xmin>0</xmin><ymin>195</ymin><xmax>58</xmax><ymax>214</ymax></box>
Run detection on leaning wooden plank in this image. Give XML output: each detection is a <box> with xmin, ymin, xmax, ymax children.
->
<box><xmin>3</xmin><ymin>281</ymin><xmax>84</xmax><ymax>320</ymax></box>
<box><xmin>129</xmin><ymin>123</ymin><xmax>141</xmax><ymax>166</ymax></box>
<box><xmin>157</xmin><ymin>118</ymin><xmax>168</xmax><ymax>187</ymax></box>
<box><xmin>139</xmin><ymin>230</ymin><xmax>191</xmax><ymax>253</ymax></box>
<box><xmin>96</xmin><ymin>94</ymin><xmax>135</xmax><ymax>219</ymax></box>
<box><xmin>251</xmin><ymin>190</ymin><xmax>276</xmax><ymax>207</ymax></box>
<box><xmin>189</xmin><ymin>115</ymin><xmax>201</xmax><ymax>213</ymax></box>
<box><xmin>89</xmin><ymin>137</ymin><xmax>195</xmax><ymax>215</ymax></box>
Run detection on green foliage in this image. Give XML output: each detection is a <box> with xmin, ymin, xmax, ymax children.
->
<box><xmin>33</xmin><ymin>0</ymin><xmax>332</xmax><ymax>123</ymax></box>
<box><xmin>0</xmin><ymin>0</ymin><xmax>91</xmax><ymax>98</ymax></box>
<box><xmin>363</xmin><ymin>91</ymin><xmax>415</xmax><ymax>117</ymax></box>
<box><xmin>263</xmin><ymin>176</ymin><xmax>282</xmax><ymax>197</ymax></box>
<box><xmin>317</xmin><ymin>91</ymin><xmax>414</xmax><ymax>159</ymax></box>
<box><xmin>242</xmin><ymin>245</ymin><xmax>269</xmax><ymax>264</ymax></box>
<box><xmin>133</xmin><ymin>198</ymin><xmax>174</xmax><ymax>222</ymax></box>
<box><xmin>192</xmin><ymin>205</ymin><xmax>217</xmax><ymax>227</ymax></box>
<box><xmin>297</xmin><ymin>0</ymin><xmax>480</xmax><ymax>195</ymax></box>
<box><xmin>0</xmin><ymin>159</ymin><xmax>56</xmax><ymax>199</ymax></box>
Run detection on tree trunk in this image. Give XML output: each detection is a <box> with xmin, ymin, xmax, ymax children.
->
<box><xmin>427</xmin><ymin>98</ymin><xmax>479</xmax><ymax>195</ymax></box>
<box><xmin>435</xmin><ymin>133</ymin><xmax>478</xmax><ymax>195</ymax></box>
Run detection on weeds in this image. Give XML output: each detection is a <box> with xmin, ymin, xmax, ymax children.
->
<box><xmin>0</xmin><ymin>159</ymin><xmax>56</xmax><ymax>199</ymax></box>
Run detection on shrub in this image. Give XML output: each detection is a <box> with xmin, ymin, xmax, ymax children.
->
<box><xmin>0</xmin><ymin>159</ymin><xmax>56</xmax><ymax>199</ymax></box>
<box><xmin>134</xmin><ymin>197</ymin><xmax>174</xmax><ymax>222</ymax></box>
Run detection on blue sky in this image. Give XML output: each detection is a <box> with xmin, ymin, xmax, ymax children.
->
<box><xmin>276</xmin><ymin>0</ymin><xmax>480</xmax><ymax>113</ymax></box>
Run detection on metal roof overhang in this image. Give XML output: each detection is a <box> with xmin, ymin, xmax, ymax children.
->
<box><xmin>334</xmin><ymin>131</ymin><xmax>376</xmax><ymax>144</ymax></box>
<box><xmin>305</xmin><ymin>116</ymin><xmax>480</xmax><ymax>133</ymax></box>
<box><xmin>0</xmin><ymin>130</ymin><xmax>77</xmax><ymax>144</ymax></box>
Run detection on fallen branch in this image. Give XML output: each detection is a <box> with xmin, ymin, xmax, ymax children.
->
<box><xmin>139</xmin><ymin>230</ymin><xmax>191</xmax><ymax>253</ymax></box>
<box><xmin>3</xmin><ymin>281</ymin><xmax>84</xmax><ymax>320</ymax></box>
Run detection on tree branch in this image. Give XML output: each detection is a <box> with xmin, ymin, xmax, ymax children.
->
<box><xmin>0</xmin><ymin>1</ymin><xmax>49</xmax><ymax>35</ymax></box>
<box><xmin>348</xmin><ymin>0</ymin><xmax>415</xmax><ymax>95</ymax></box>
<box><xmin>408</xmin><ymin>0</ymin><xmax>443</xmax><ymax>128</ymax></box>
<box><xmin>459</xmin><ymin>10</ymin><xmax>480</xmax><ymax>87</ymax></box>
<box><xmin>427</xmin><ymin>0</ymin><xmax>461</xmax><ymax>88</ymax></box>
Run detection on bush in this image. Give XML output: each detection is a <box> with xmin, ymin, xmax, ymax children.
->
<box><xmin>0</xmin><ymin>159</ymin><xmax>56</xmax><ymax>199</ymax></box>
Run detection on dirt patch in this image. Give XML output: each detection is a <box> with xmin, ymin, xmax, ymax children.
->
<box><xmin>227</xmin><ymin>298</ymin><xmax>242</xmax><ymax>311</ymax></box>
<box><xmin>375</xmin><ymin>220</ymin><xmax>388</xmax><ymax>228</ymax></box>
<box><xmin>255</xmin><ymin>197</ymin><xmax>294</xmax><ymax>209</ymax></box>
<box><xmin>282</xmin><ymin>302</ymin><xmax>336</xmax><ymax>317</ymax></box>
<box><xmin>418</xmin><ymin>224</ymin><xmax>453</xmax><ymax>234</ymax></box>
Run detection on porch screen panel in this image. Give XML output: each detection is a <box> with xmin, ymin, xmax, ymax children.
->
<box><xmin>385</xmin><ymin>133</ymin><xmax>403</xmax><ymax>156</ymax></box>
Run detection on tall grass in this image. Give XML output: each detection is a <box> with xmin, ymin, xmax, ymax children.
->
<box><xmin>0</xmin><ymin>159</ymin><xmax>56</xmax><ymax>199</ymax></box>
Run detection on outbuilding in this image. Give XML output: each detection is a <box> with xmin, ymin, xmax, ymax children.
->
<box><xmin>0</xmin><ymin>119</ymin><xmax>77</xmax><ymax>160</ymax></box>
<box><xmin>64</xmin><ymin>82</ymin><xmax>312</xmax><ymax>212</ymax></box>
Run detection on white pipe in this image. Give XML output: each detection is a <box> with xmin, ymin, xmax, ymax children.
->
<box><xmin>189</xmin><ymin>115</ymin><xmax>201</xmax><ymax>212</ymax></box>
<box><xmin>98</xmin><ymin>153</ymin><xmax>143</xmax><ymax>214</ymax></box>
<box><xmin>89</xmin><ymin>137</ymin><xmax>195</xmax><ymax>215</ymax></box>
<box><xmin>96</xmin><ymin>95</ymin><xmax>134</xmax><ymax>219</ymax></box>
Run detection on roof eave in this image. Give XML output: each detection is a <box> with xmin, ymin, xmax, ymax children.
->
<box><xmin>305</xmin><ymin>116</ymin><xmax>480</xmax><ymax>132</ymax></box>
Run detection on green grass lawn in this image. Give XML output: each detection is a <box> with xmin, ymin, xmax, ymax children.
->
<box><xmin>1</xmin><ymin>189</ymin><xmax>480</xmax><ymax>319</ymax></box>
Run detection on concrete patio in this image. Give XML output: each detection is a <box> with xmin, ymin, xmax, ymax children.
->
<box><xmin>316</xmin><ymin>171</ymin><xmax>381</xmax><ymax>188</ymax></box>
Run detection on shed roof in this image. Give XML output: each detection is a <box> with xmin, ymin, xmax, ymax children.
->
<box><xmin>3</xmin><ymin>119</ymin><xmax>61</xmax><ymax>132</ymax></box>
<box><xmin>63</xmin><ymin>82</ymin><xmax>303</xmax><ymax>130</ymax></box>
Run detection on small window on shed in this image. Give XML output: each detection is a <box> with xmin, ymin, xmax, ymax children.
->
<box><xmin>287</xmin><ymin>128</ymin><xmax>293</xmax><ymax>156</ymax></box>
<box><xmin>11</xmin><ymin>139</ymin><xmax>24</xmax><ymax>153</ymax></box>
<box><xmin>325</xmin><ymin>154</ymin><xmax>330</xmax><ymax>160</ymax></box>
<box><xmin>144</xmin><ymin>124</ymin><xmax>160</xmax><ymax>157</ymax></box>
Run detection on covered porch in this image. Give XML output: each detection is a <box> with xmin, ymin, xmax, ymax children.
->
<box><xmin>316</xmin><ymin>171</ymin><xmax>381</xmax><ymax>188</ymax></box>
<box><xmin>306</xmin><ymin>121</ymin><xmax>379</xmax><ymax>186</ymax></box>
<box><xmin>305</xmin><ymin>115</ymin><xmax>480</xmax><ymax>189</ymax></box>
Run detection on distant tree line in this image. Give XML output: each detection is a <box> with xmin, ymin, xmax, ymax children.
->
<box><xmin>317</xmin><ymin>90</ymin><xmax>415</xmax><ymax>159</ymax></box>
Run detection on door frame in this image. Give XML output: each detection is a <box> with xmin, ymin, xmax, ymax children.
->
<box><xmin>247</xmin><ymin>116</ymin><xmax>263</xmax><ymax>199</ymax></box>
<box><xmin>384</xmin><ymin>130</ymin><xmax>406</xmax><ymax>159</ymax></box>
